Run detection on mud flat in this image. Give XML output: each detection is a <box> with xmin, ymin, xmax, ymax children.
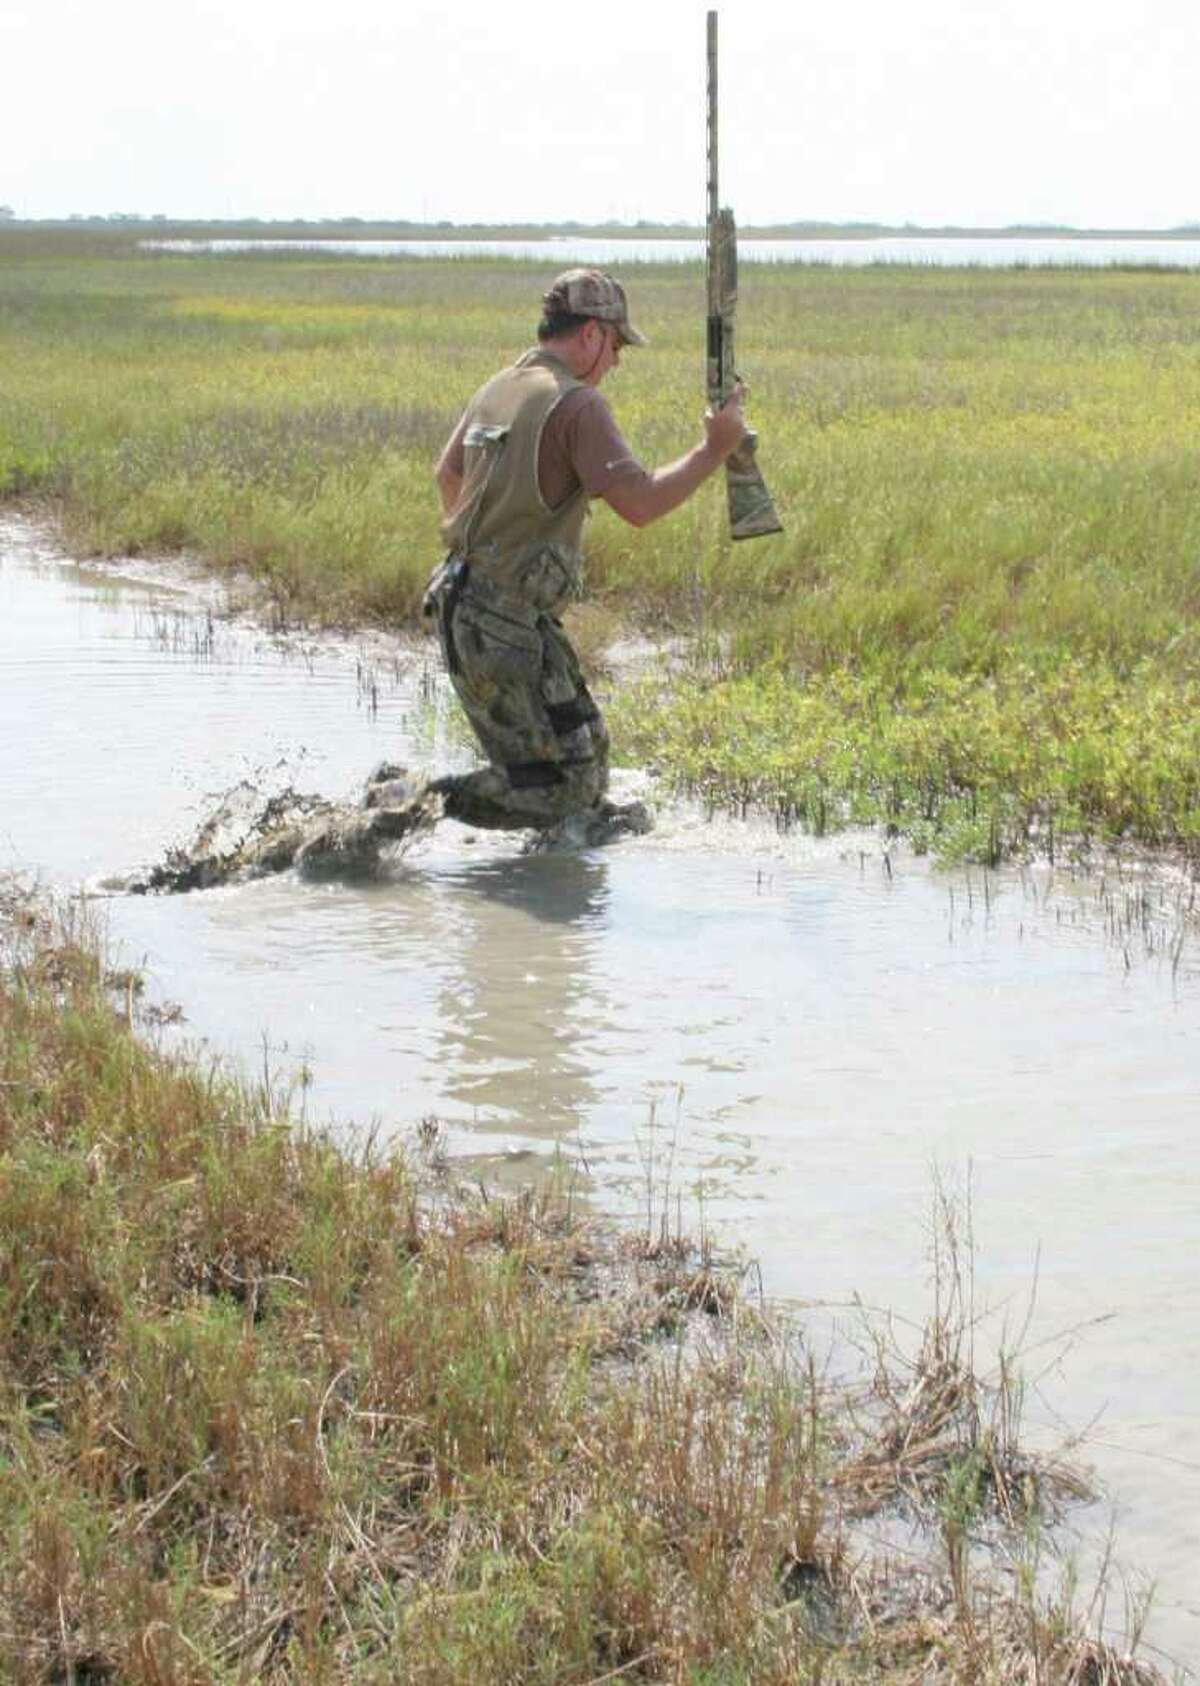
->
<box><xmin>0</xmin><ymin>515</ymin><xmax>1197</xmax><ymax>1674</ymax></box>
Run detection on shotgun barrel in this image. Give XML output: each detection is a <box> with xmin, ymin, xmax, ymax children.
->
<box><xmin>706</xmin><ymin>9</ymin><xmax>783</xmax><ymax>540</ymax></box>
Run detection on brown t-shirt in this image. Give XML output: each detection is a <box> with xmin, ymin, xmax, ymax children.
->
<box><xmin>442</xmin><ymin>385</ymin><xmax>646</xmax><ymax>510</ymax></box>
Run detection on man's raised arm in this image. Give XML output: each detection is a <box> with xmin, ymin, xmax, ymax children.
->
<box><xmin>601</xmin><ymin>387</ymin><xmax>747</xmax><ymax>529</ymax></box>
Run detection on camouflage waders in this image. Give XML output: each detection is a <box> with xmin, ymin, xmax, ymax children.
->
<box><xmin>429</xmin><ymin>347</ymin><xmax>616</xmax><ymax>832</ymax></box>
<box><xmin>425</xmin><ymin>558</ymin><xmax>609</xmax><ymax>829</ymax></box>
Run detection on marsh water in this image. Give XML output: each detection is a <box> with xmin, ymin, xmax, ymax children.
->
<box><xmin>1</xmin><ymin>514</ymin><xmax>1196</xmax><ymax>1674</ymax></box>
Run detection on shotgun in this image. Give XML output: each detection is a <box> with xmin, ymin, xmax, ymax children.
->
<box><xmin>707</xmin><ymin>9</ymin><xmax>783</xmax><ymax>539</ymax></box>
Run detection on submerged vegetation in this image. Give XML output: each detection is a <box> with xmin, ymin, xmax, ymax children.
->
<box><xmin>0</xmin><ymin>880</ymin><xmax>1172</xmax><ymax>1682</ymax></box>
<box><xmin>3</xmin><ymin>229</ymin><xmax>1200</xmax><ymax>860</ymax></box>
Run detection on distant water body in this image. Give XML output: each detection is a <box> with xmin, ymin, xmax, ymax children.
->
<box><xmin>144</xmin><ymin>235</ymin><xmax>1200</xmax><ymax>269</ymax></box>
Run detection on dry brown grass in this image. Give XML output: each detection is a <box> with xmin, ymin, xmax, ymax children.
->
<box><xmin>0</xmin><ymin>879</ymin><xmax>1174</xmax><ymax>1684</ymax></box>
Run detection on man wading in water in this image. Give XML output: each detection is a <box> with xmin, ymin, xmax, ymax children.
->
<box><xmin>127</xmin><ymin>271</ymin><xmax>749</xmax><ymax>891</ymax></box>
<box><xmin>371</xmin><ymin>268</ymin><xmax>750</xmax><ymax>844</ymax></box>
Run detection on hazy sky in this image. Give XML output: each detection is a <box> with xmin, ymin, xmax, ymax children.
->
<box><xmin>5</xmin><ymin>0</ymin><xmax>1198</xmax><ymax>227</ymax></box>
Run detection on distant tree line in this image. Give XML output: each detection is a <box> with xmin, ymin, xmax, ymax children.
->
<box><xmin>4</xmin><ymin>210</ymin><xmax>1200</xmax><ymax>237</ymax></box>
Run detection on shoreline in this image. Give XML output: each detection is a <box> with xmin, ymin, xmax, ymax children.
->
<box><xmin>0</xmin><ymin>876</ymin><xmax>1178</xmax><ymax>1683</ymax></box>
<box><xmin>8</xmin><ymin>500</ymin><xmax>1200</xmax><ymax>902</ymax></box>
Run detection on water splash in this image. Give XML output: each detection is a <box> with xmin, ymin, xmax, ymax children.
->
<box><xmin>108</xmin><ymin>772</ymin><xmax>442</xmax><ymax>894</ymax></box>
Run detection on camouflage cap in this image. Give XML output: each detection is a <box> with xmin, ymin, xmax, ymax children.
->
<box><xmin>542</xmin><ymin>268</ymin><xmax>648</xmax><ymax>347</ymax></box>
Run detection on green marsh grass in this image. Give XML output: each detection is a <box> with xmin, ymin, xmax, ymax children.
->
<box><xmin>4</xmin><ymin>230</ymin><xmax>1200</xmax><ymax>858</ymax></box>
<box><xmin>0</xmin><ymin>880</ymin><xmax>1172</xmax><ymax>1683</ymax></box>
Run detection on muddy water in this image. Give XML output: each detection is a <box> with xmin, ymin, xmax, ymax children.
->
<box><xmin>2</xmin><ymin>516</ymin><xmax>1196</xmax><ymax>1675</ymax></box>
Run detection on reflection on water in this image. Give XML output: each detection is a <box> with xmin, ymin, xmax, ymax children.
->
<box><xmin>433</xmin><ymin>853</ymin><xmax>609</xmax><ymax>1131</ymax></box>
<box><xmin>1</xmin><ymin>515</ymin><xmax>1197</xmax><ymax>1675</ymax></box>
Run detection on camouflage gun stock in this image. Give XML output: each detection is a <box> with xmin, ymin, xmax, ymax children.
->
<box><xmin>706</xmin><ymin>9</ymin><xmax>783</xmax><ymax>540</ymax></box>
